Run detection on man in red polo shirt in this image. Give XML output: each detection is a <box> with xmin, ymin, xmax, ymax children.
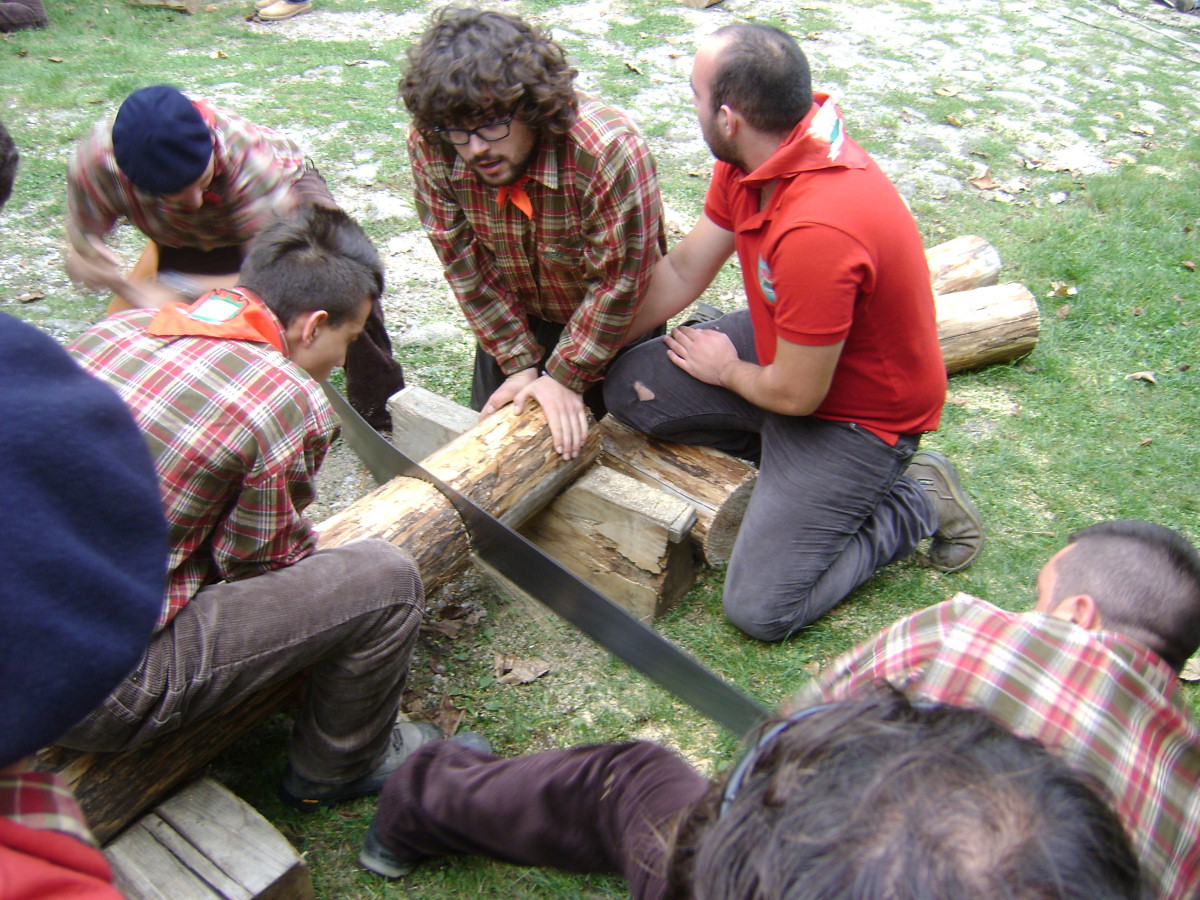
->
<box><xmin>605</xmin><ymin>24</ymin><xmax>984</xmax><ymax>641</ymax></box>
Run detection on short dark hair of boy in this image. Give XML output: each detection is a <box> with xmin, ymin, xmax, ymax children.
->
<box><xmin>1056</xmin><ymin>520</ymin><xmax>1200</xmax><ymax>671</ymax></box>
<box><xmin>239</xmin><ymin>206</ymin><xmax>383</xmax><ymax>328</ymax></box>
<box><xmin>707</xmin><ymin>24</ymin><xmax>813</xmax><ymax>136</ymax></box>
<box><xmin>0</xmin><ymin>116</ymin><xmax>17</xmax><ymax>209</ymax></box>
<box><xmin>399</xmin><ymin>4</ymin><xmax>578</xmax><ymax>142</ymax></box>
<box><xmin>669</xmin><ymin>691</ymin><xmax>1142</xmax><ymax>900</ymax></box>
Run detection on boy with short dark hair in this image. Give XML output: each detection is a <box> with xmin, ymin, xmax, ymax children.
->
<box><xmin>60</xmin><ymin>206</ymin><xmax>478</xmax><ymax>809</ymax></box>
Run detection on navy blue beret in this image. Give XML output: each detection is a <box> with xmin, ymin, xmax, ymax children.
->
<box><xmin>112</xmin><ymin>85</ymin><xmax>213</xmax><ymax>195</ymax></box>
<box><xmin>0</xmin><ymin>313</ymin><xmax>168</xmax><ymax>767</ymax></box>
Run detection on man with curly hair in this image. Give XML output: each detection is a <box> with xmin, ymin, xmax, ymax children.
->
<box><xmin>399</xmin><ymin>5</ymin><xmax>666</xmax><ymax>459</ymax></box>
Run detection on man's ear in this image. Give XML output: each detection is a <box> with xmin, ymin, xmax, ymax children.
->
<box><xmin>718</xmin><ymin>104</ymin><xmax>738</xmax><ymax>138</ymax></box>
<box><xmin>1045</xmin><ymin>593</ymin><xmax>1103</xmax><ymax>631</ymax></box>
<box><xmin>288</xmin><ymin>309</ymin><xmax>328</xmax><ymax>348</ymax></box>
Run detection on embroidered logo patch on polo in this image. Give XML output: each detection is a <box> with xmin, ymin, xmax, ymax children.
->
<box><xmin>758</xmin><ymin>256</ymin><xmax>776</xmax><ymax>303</ymax></box>
<box><xmin>186</xmin><ymin>290</ymin><xmax>246</xmax><ymax>324</ymax></box>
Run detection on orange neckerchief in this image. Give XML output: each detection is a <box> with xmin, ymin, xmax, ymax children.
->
<box><xmin>145</xmin><ymin>287</ymin><xmax>287</xmax><ymax>355</ymax></box>
<box><xmin>496</xmin><ymin>175</ymin><xmax>533</xmax><ymax>219</ymax></box>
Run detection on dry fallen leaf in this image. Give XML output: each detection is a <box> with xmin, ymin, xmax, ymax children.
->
<box><xmin>17</xmin><ymin>291</ymin><xmax>43</xmax><ymax>304</ymax></box>
<box><xmin>420</xmin><ymin>618</ymin><xmax>463</xmax><ymax>639</ymax></box>
<box><xmin>944</xmin><ymin>114</ymin><xmax>963</xmax><ymax>128</ymax></box>
<box><xmin>209</xmin><ymin>49</ymin><xmax>227</xmax><ymax>59</ymax></box>
<box><xmin>1125</xmin><ymin>371</ymin><xmax>1157</xmax><ymax>384</ymax></box>
<box><xmin>435</xmin><ymin>693</ymin><xmax>464</xmax><ymax>737</ymax></box>
<box><xmin>48</xmin><ymin>56</ymin><xmax>64</xmax><ymax>63</ymax></box>
<box><xmin>1181</xmin><ymin>260</ymin><xmax>1196</xmax><ymax>271</ymax></box>
<box><xmin>624</xmin><ymin>61</ymin><xmax>643</xmax><ymax>75</ymax></box>
<box><xmin>1046</xmin><ymin>281</ymin><xmax>1077</xmax><ymax>298</ymax></box>
<box><xmin>969</xmin><ymin>169</ymin><xmax>998</xmax><ymax>191</ymax></box>
<box><xmin>934</xmin><ymin>85</ymin><xmax>961</xmax><ymax>97</ymax></box>
<box><xmin>493</xmin><ymin>652</ymin><xmax>551</xmax><ymax>685</ymax></box>
<box><xmin>1056</xmin><ymin>304</ymin><xmax>1070</xmax><ymax>319</ymax></box>
<box><xmin>1139</xmin><ymin>437</ymin><xmax>1153</xmax><ymax>447</ymax></box>
<box><xmin>1129</xmin><ymin>123</ymin><xmax>1155</xmax><ymax>136</ymax></box>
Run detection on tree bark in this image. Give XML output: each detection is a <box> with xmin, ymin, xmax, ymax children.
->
<box><xmin>927</xmin><ymin>234</ymin><xmax>1003</xmax><ymax>295</ymax></box>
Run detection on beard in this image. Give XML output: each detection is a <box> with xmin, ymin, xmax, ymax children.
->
<box><xmin>701</xmin><ymin>118</ymin><xmax>747</xmax><ymax>171</ymax></box>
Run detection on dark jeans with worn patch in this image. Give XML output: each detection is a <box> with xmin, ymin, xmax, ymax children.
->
<box><xmin>602</xmin><ymin>309</ymin><xmax>937</xmax><ymax>642</ymax></box>
<box><xmin>61</xmin><ymin>540</ymin><xmax>423</xmax><ymax>784</ymax></box>
<box><xmin>158</xmin><ymin>166</ymin><xmax>405</xmax><ymax>431</ymax></box>
<box><xmin>375</xmin><ymin>740</ymin><xmax>710</xmax><ymax>900</ymax></box>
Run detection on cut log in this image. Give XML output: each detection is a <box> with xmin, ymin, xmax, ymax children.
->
<box><xmin>936</xmin><ymin>282</ymin><xmax>1040</xmax><ymax>374</ymax></box>
<box><xmin>126</xmin><ymin>0</ymin><xmax>203</xmax><ymax>13</ymax></box>
<box><xmin>318</xmin><ymin>403</ymin><xmax>600</xmax><ymax>596</ymax></box>
<box><xmin>105</xmin><ymin>778</ymin><xmax>313</xmax><ymax>900</ymax></box>
<box><xmin>597</xmin><ymin>416</ymin><xmax>756</xmax><ymax>566</ymax></box>
<box><xmin>36</xmin><ymin>680</ymin><xmax>300</xmax><ymax>846</ymax></box>
<box><xmin>927</xmin><ymin>235</ymin><xmax>1002</xmax><ymax>295</ymax></box>
<box><xmin>38</xmin><ymin>404</ymin><xmax>598</xmax><ymax>844</ymax></box>
<box><xmin>520</xmin><ymin>465</ymin><xmax>698</xmax><ymax>621</ymax></box>
<box><xmin>387</xmin><ymin>384</ymin><xmax>479</xmax><ymax>462</ymax></box>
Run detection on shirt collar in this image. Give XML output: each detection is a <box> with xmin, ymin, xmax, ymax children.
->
<box><xmin>739</xmin><ymin>93</ymin><xmax>869</xmax><ymax>187</ymax></box>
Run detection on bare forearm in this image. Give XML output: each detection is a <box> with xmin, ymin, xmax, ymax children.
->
<box><xmin>626</xmin><ymin>253</ymin><xmax>705</xmax><ymax>337</ymax></box>
<box><xmin>720</xmin><ymin>358</ymin><xmax>826</xmax><ymax>417</ymax></box>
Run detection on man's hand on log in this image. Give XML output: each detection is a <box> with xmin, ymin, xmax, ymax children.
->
<box><xmin>484</xmin><ymin>369</ymin><xmax>589</xmax><ymax>460</ymax></box>
<box><xmin>512</xmin><ymin>374</ymin><xmax>589</xmax><ymax>460</ymax></box>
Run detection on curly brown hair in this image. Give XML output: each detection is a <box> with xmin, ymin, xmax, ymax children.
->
<box><xmin>399</xmin><ymin>5</ymin><xmax>578</xmax><ymax>141</ymax></box>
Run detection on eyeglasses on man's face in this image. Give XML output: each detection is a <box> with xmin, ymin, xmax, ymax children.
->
<box><xmin>434</xmin><ymin>112</ymin><xmax>517</xmax><ymax>146</ymax></box>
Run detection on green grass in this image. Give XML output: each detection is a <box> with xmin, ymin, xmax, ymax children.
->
<box><xmin>5</xmin><ymin>1</ymin><xmax>1200</xmax><ymax>897</ymax></box>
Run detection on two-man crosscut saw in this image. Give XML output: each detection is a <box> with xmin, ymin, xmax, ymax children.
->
<box><xmin>321</xmin><ymin>382</ymin><xmax>768</xmax><ymax>737</ymax></box>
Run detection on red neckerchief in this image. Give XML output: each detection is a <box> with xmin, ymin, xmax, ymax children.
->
<box><xmin>496</xmin><ymin>175</ymin><xmax>533</xmax><ymax>218</ymax></box>
<box><xmin>145</xmin><ymin>287</ymin><xmax>287</xmax><ymax>355</ymax></box>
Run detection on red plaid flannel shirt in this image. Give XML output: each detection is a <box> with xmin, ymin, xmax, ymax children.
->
<box><xmin>68</xmin><ymin>305</ymin><xmax>336</xmax><ymax>629</ymax></box>
<box><xmin>409</xmin><ymin>96</ymin><xmax>665</xmax><ymax>392</ymax></box>
<box><xmin>795</xmin><ymin>594</ymin><xmax>1200</xmax><ymax>899</ymax></box>
<box><xmin>0</xmin><ymin>771</ymin><xmax>94</xmax><ymax>847</ymax></box>
<box><xmin>67</xmin><ymin>98</ymin><xmax>305</xmax><ymax>252</ymax></box>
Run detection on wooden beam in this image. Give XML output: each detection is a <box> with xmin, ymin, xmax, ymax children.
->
<box><xmin>597</xmin><ymin>416</ymin><xmax>756</xmax><ymax>567</ymax></box>
<box><xmin>386</xmin><ymin>384</ymin><xmax>479</xmax><ymax>462</ymax></box>
<box><xmin>520</xmin><ymin>465</ymin><xmax>698</xmax><ymax>621</ymax></box>
<box><xmin>105</xmin><ymin>778</ymin><xmax>313</xmax><ymax>900</ymax></box>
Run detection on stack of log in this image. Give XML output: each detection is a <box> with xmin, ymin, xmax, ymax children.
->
<box><xmin>35</xmin><ymin>234</ymin><xmax>1037</xmax><ymax>874</ymax></box>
